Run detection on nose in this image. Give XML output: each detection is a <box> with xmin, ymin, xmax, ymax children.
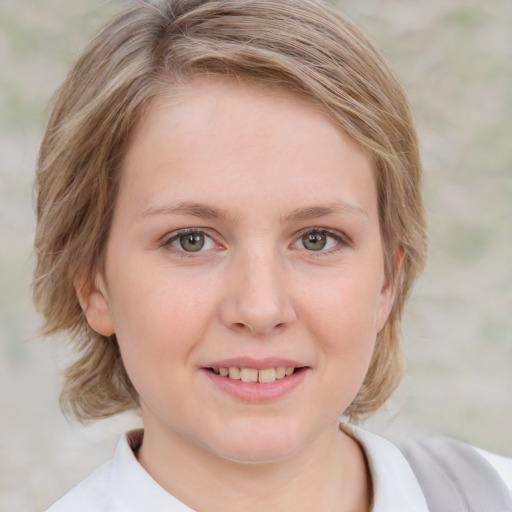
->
<box><xmin>218</xmin><ymin>250</ymin><xmax>297</xmax><ymax>336</ymax></box>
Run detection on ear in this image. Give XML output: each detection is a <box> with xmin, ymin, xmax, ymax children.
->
<box><xmin>74</xmin><ymin>272</ymin><xmax>115</xmax><ymax>336</ymax></box>
<box><xmin>375</xmin><ymin>247</ymin><xmax>404</xmax><ymax>333</ymax></box>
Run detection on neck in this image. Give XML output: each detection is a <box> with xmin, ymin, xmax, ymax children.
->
<box><xmin>137</xmin><ymin>419</ymin><xmax>372</xmax><ymax>512</ymax></box>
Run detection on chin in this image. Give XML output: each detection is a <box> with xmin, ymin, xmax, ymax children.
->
<box><xmin>205</xmin><ymin>421</ymin><xmax>307</xmax><ymax>465</ymax></box>
<box><xmin>213</xmin><ymin>443</ymin><xmax>299</xmax><ymax>465</ymax></box>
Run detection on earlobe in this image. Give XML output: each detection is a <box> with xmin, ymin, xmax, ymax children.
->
<box><xmin>74</xmin><ymin>273</ymin><xmax>115</xmax><ymax>336</ymax></box>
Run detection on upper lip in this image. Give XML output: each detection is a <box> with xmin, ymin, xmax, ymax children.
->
<box><xmin>204</xmin><ymin>357</ymin><xmax>308</xmax><ymax>370</ymax></box>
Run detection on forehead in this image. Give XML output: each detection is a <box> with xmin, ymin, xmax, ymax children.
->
<box><xmin>130</xmin><ymin>77</ymin><xmax>342</xmax><ymax>153</ymax></box>
<box><xmin>118</xmin><ymin>77</ymin><xmax>377</xmax><ymax>223</ymax></box>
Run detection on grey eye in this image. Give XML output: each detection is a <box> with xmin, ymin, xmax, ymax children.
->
<box><xmin>166</xmin><ymin>230</ymin><xmax>217</xmax><ymax>254</ymax></box>
<box><xmin>179</xmin><ymin>233</ymin><xmax>205</xmax><ymax>252</ymax></box>
<box><xmin>302</xmin><ymin>232</ymin><xmax>327</xmax><ymax>251</ymax></box>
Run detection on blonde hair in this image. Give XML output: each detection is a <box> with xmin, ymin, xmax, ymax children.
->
<box><xmin>34</xmin><ymin>0</ymin><xmax>427</xmax><ymax>422</ymax></box>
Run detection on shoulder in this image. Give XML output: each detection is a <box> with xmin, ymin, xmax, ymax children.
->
<box><xmin>474</xmin><ymin>445</ymin><xmax>512</xmax><ymax>492</ymax></box>
<box><xmin>44</xmin><ymin>430</ymin><xmax>194</xmax><ymax>512</ymax></box>
<box><xmin>400</xmin><ymin>435</ymin><xmax>512</xmax><ymax>489</ymax></box>
<box><xmin>397</xmin><ymin>434</ymin><xmax>512</xmax><ymax>511</ymax></box>
<box><xmin>45</xmin><ymin>458</ymin><xmax>116</xmax><ymax>512</ymax></box>
<box><xmin>342</xmin><ymin>423</ymin><xmax>512</xmax><ymax>512</ymax></box>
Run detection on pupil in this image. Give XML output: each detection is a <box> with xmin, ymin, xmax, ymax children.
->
<box><xmin>303</xmin><ymin>232</ymin><xmax>327</xmax><ymax>251</ymax></box>
<box><xmin>180</xmin><ymin>233</ymin><xmax>205</xmax><ymax>252</ymax></box>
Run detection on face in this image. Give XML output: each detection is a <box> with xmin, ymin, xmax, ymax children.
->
<box><xmin>80</xmin><ymin>79</ymin><xmax>395</xmax><ymax>464</ymax></box>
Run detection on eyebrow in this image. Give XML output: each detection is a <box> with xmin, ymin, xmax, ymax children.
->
<box><xmin>139</xmin><ymin>200</ymin><xmax>368</xmax><ymax>222</ymax></box>
<box><xmin>140</xmin><ymin>201</ymin><xmax>233</xmax><ymax>221</ymax></box>
<box><xmin>282</xmin><ymin>202</ymin><xmax>369</xmax><ymax>222</ymax></box>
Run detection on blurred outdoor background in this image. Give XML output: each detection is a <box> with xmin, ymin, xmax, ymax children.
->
<box><xmin>1</xmin><ymin>0</ymin><xmax>511</xmax><ymax>510</ymax></box>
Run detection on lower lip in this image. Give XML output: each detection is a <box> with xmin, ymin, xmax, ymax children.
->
<box><xmin>202</xmin><ymin>368</ymin><xmax>309</xmax><ymax>403</ymax></box>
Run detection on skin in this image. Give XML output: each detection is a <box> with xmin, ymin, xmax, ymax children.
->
<box><xmin>77</xmin><ymin>78</ymin><xmax>397</xmax><ymax>511</ymax></box>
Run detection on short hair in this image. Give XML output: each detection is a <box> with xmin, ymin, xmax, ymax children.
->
<box><xmin>33</xmin><ymin>0</ymin><xmax>427</xmax><ymax>422</ymax></box>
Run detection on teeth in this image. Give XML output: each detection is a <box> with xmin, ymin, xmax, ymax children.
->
<box><xmin>258</xmin><ymin>368</ymin><xmax>276</xmax><ymax>383</ymax></box>
<box><xmin>275</xmin><ymin>367</ymin><xmax>287</xmax><ymax>379</ymax></box>
<box><xmin>240</xmin><ymin>368</ymin><xmax>258</xmax><ymax>383</ymax></box>
<box><xmin>214</xmin><ymin>366</ymin><xmax>297</xmax><ymax>383</ymax></box>
<box><xmin>228</xmin><ymin>367</ymin><xmax>240</xmax><ymax>380</ymax></box>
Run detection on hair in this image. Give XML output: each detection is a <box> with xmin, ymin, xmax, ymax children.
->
<box><xmin>33</xmin><ymin>0</ymin><xmax>427</xmax><ymax>422</ymax></box>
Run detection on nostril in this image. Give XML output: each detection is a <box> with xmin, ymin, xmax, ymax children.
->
<box><xmin>232</xmin><ymin>321</ymin><xmax>287</xmax><ymax>333</ymax></box>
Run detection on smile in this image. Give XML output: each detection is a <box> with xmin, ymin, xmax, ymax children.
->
<box><xmin>210</xmin><ymin>366</ymin><xmax>296</xmax><ymax>383</ymax></box>
<box><xmin>203</xmin><ymin>362</ymin><xmax>309</xmax><ymax>402</ymax></box>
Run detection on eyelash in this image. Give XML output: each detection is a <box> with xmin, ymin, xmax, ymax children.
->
<box><xmin>293</xmin><ymin>227</ymin><xmax>351</xmax><ymax>256</ymax></box>
<box><xmin>162</xmin><ymin>228</ymin><xmax>218</xmax><ymax>258</ymax></box>
<box><xmin>161</xmin><ymin>227</ymin><xmax>350</xmax><ymax>258</ymax></box>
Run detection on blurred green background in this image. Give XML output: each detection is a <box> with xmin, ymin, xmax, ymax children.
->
<box><xmin>0</xmin><ymin>0</ymin><xmax>511</xmax><ymax>510</ymax></box>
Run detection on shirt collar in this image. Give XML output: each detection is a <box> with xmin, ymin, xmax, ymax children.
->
<box><xmin>111</xmin><ymin>429</ymin><xmax>193</xmax><ymax>511</ymax></box>
<box><xmin>341</xmin><ymin>423</ymin><xmax>429</xmax><ymax>512</ymax></box>
<box><xmin>114</xmin><ymin>427</ymin><xmax>429</xmax><ymax>511</ymax></box>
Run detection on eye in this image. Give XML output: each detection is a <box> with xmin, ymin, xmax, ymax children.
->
<box><xmin>293</xmin><ymin>229</ymin><xmax>345</xmax><ymax>252</ymax></box>
<box><xmin>164</xmin><ymin>230</ymin><xmax>217</xmax><ymax>253</ymax></box>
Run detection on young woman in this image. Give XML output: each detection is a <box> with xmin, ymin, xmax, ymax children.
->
<box><xmin>34</xmin><ymin>1</ymin><xmax>511</xmax><ymax>510</ymax></box>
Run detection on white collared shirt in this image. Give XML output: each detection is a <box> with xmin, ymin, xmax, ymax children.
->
<box><xmin>45</xmin><ymin>427</ymin><xmax>512</xmax><ymax>511</ymax></box>
<box><xmin>342</xmin><ymin>424</ymin><xmax>429</xmax><ymax>512</ymax></box>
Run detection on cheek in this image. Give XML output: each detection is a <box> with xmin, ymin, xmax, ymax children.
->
<box><xmin>107</xmin><ymin>268</ymin><xmax>218</xmax><ymax>377</ymax></box>
<box><xmin>298</xmin><ymin>269</ymin><xmax>384</xmax><ymax>363</ymax></box>
<box><xmin>303</xmin><ymin>269</ymin><xmax>384</xmax><ymax>331</ymax></box>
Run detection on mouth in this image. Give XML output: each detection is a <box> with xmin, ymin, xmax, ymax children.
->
<box><xmin>202</xmin><ymin>358</ymin><xmax>309</xmax><ymax>402</ymax></box>
<box><xmin>206</xmin><ymin>366</ymin><xmax>302</xmax><ymax>384</ymax></box>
